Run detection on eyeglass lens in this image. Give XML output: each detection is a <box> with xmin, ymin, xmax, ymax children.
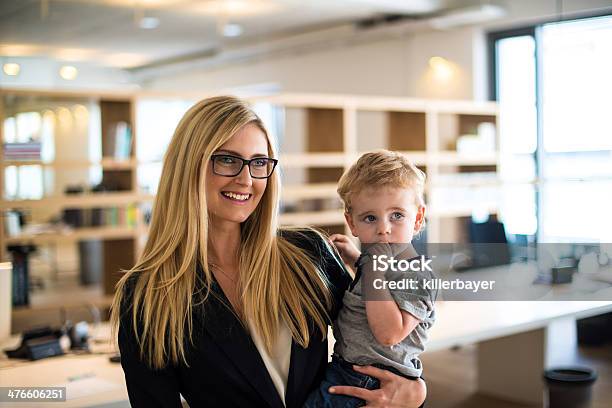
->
<box><xmin>213</xmin><ymin>155</ymin><xmax>274</xmax><ymax>178</ymax></box>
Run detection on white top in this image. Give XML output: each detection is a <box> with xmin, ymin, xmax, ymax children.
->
<box><xmin>248</xmin><ymin>319</ymin><xmax>292</xmax><ymax>406</ymax></box>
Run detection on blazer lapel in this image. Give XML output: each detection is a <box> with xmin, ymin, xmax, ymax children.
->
<box><xmin>202</xmin><ymin>283</ymin><xmax>285</xmax><ymax>408</ymax></box>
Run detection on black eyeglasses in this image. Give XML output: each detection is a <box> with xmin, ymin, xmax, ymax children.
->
<box><xmin>211</xmin><ymin>154</ymin><xmax>278</xmax><ymax>179</ymax></box>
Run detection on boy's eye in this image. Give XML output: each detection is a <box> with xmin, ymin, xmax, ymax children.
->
<box><xmin>391</xmin><ymin>212</ymin><xmax>405</xmax><ymax>221</ymax></box>
<box><xmin>363</xmin><ymin>215</ymin><xmax>376</xmax><ymax>223</ymax></box>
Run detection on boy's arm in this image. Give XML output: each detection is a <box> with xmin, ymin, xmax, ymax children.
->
<box><xmin>360</xmin><ymin>250</ymin><xmax>420</xmax><ymax>346</ymax></box>
<box><xmin>366</xmin><ymin>300</ymin><xmax>420</xmax><ymax>346</ymax></box>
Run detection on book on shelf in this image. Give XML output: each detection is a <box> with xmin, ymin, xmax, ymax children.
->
<box><xmin>63</xmin><ymin>206</ymin><xmax>136</xmax><ymax>229</ymax></box>
<box><xmin>126</xmin><ymin>204</ymin><xmax>137</xmax><ymax>227</ymax></box>
<box><xmin>103</xmin><ymin>121</ymin><xmax>132</xmax><ymax>160</ymax></box>
<box><xmin>3</xmin><ymin>142</ymin><xmax>42</xmax><ymax>161</ymax></box>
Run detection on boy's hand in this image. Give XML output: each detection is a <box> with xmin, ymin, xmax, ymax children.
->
<box><xmin>329</xmin><ymin>234</ymin><xmax>360</xmax><ymax>271</ymax></box>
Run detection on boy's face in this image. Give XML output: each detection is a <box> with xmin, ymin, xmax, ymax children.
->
<box><xmin>345</xmin><ymin>186</ymin><xmax>425</xmax><ymax>244</ymax></box>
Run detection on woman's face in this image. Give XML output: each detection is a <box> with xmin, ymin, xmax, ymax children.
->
<box><xmin>205</xmin><ymin>123</ymin><xmax>270</xmax><ymax>226</ymax></box>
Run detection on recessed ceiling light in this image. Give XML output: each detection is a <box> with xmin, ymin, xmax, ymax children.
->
<box><xmin>59</xmin><ymin>65</ymin><xmax>78</xmax><ymax>80</ymax></box>
<box><xmin>139</xmin><ymin>17</ymin><xmax>160</xmax><ymax>29</ymax></box>
<box><xmin>429</xmin><ymin>56</ymin><xmax>453</xmax><ymax>81</ymax></box>
<box><xmin>3</xmin><ymin>63</ymin><xmax>20</xmax><ymax>76</ymax></box>
<box><xmin>191</xmin><ymin>0</ymin><xmax>279</xmax><ymax>17</ymax></box>
<box><xmin>223</xmin><ymin>23</ymin><xmax>243</xmax><ymax>37</ymax></box>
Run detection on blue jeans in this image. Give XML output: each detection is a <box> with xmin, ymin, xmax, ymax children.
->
<box><xmin>303</xmin><ymin>356</ymin><xmax>380</xmax><ymax>408</ymax></box>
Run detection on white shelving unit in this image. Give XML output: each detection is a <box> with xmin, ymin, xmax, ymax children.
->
<box><xmin>249</xmin><ymin>93</ymin><xmax>500</xmax><ymax>242</ymax></box>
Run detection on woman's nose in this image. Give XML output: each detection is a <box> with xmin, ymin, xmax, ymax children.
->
<box><xmin>235</xmin><ymin>165</ymin><xmax>253</xmax><ymax>186</ymax></box>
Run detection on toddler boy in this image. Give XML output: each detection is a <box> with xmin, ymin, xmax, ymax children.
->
<box><xmin>304</xmin><ymin>150</ymin><xmax>436</xmax><ymax>407</ymax></box>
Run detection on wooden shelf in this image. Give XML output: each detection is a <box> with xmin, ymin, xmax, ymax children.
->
<box><xmin>280</xmin><ymin>152</ymin><xmax>348</xmax><ymax>168</ymax></box>
<box><xmin>4</xmin><ymin>226</ymin><xmax>137</xmax><ymax>245</ymax></box>
<box><xmin>282</xmin><ymin>183</ymin><xmax>339</xmax><ymax>200</ymax></box>
<box><xmin>251</xmin><ymin>94</ymin><xmax>498</xmax><ymax>115</ymax></box>
<box><xmin>280</xmin><ymin>210</ymin><xmax>344</xmax><ymax>226</ymax></box>
<box><xmin>1</xmin><ymin>158</ymin><xmax>136</xmax><ymax>169</ymax></box>
<box><xmin>428</xmin><ymin>204</ymin><xmax>499</xmax><ymax>218</ymax></box>
<box><xmin>1</xmin><ymin>192</ymin><xmax>142</xmax><ymax>209</ymax></box>
<box><xmin>436</xmin><ymin>151</ymin><xmax>498</xmax><ymax>166</ymax></box>
<box><xmin>429</xmin><ymin>100</ymin><xmax>498</xmax><ymax>115</ymax></box>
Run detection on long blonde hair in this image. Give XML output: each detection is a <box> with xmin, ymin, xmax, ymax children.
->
<box><xmin>111</xmin><ymin>96</ymin><xmax>333</xmax><ymax>369</ymax></box>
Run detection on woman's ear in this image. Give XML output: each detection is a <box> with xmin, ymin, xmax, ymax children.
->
<box><xmin>344</xmin><ymin>212</ymin><xmax>358</xmax><ymax>238</ymax></box>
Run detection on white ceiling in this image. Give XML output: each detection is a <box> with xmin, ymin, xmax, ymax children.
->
<box><xmin>0</xmin><ymin>0</ymin><xmax>463</xmax><ymax>70</ymax></box>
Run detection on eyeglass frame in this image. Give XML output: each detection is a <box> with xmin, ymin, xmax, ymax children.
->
<box><xmin>210</xmin><ymin>154</ymin><xmax>279</xmax><ymax>179</ymax></box>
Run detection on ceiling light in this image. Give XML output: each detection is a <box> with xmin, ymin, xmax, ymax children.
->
<box><xmin>59</xmin><ymin>65</ymin><xmax>78</xmax><ymax>80</ymax></box>
<box><xmin>139</xmin><ymin>17</ymin><xmax>160</xmax><ymax>29</ymax></box>
<box><xmin>429</xmin><ymin>56</ymin><xmax>453</xmax><ymax>81</ymax></box>
<box><xmin>3</xmin><ymin>63</ymin><xmax>20</xmax><ymax>76</ymax></box>
<box><xmin>191</xmin><ymin>0</ymin><xmax>279</xmax><ymax>17</ymax></box>
<box><xmin>223</xmin><ymin>23</ymin><xmax>243</xmax><ymax>37</ymax></box>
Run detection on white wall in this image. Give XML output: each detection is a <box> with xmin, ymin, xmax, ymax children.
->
<box><xmin>143</xmin><ymin>0</ymin><xmax>612</xmax><ymax>100</ymax></box>
<box><xmin>144</xmin><ymin>38</ymin><xmax>413</xmax><ymax>96</ymax></box>
<box><xmin>144</xmin><ymin>28</ymin><xmax>478</xmax><ymax>100</ymax></box>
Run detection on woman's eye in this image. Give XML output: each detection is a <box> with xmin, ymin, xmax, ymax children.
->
<box><xmin>391</xmin><ymin>212</ymin><xmax>405</xmax><ymax>221</ymax></box>
<box><xmin>252</xmin><ymin>158</ymin><xmax>267</xmax><ymax>167</ymax></box>
<box><xmin>363</xmin><ymin>215</ymin><xmax>376</xmax><ymax>223</ymax></box>
<box><xmin>220</xmin><ymin>156</ymin><xmax>237</xmax><ymax>164</ymax></box>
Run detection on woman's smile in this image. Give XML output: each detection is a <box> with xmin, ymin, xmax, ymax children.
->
<box><xmin>221</xmin><ymin>191</ymin><xmax>252</xmax><ymax>204</ymax></box>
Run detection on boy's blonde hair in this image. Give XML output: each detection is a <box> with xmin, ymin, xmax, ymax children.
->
<box><xmin>337</xmin><ymin>149</ymin><xmax>426</xmax><ymax>216</ymax></box>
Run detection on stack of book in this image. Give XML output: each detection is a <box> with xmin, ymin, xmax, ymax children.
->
<box><xmin>65</xmin><ymin>205</ymin><xmax>138</xmax><ymax>228</ymax></box>
<box><xmin>3</xmin><ymin>142</ymin><xmax>42</xmax><ymax>160</ymax></box>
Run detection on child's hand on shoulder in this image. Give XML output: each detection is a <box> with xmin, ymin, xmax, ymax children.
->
<box><xmin>329</xmin><ymin>234</ymin><xmax>360</xmax><ymax>271</ymax></box>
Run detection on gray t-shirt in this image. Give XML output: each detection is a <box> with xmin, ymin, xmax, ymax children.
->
<box><xmin>333</xmin><ymin>257</ymin><xmax>436</xmax><ymax>378</ymax></box>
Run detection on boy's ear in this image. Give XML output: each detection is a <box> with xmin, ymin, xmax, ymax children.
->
<box><xmin>344</xmin><ymin>212</ymin><xmax>358</xmax><ymax>238</ymax></box>
<box><xmin>414</xmin><ymin>206</ymin><xmax>426</xmax><ymax>233</ymax></box>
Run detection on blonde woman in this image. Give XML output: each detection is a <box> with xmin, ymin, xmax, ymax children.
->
<box><xmin>111</xmin><ymin>96</ymin><xmax>426</xmax><ymax>407</ymax></box>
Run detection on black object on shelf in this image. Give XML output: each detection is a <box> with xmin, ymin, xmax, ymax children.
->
<box><xmin>544</xmin><ymin>367</ymin><xmax>597</xmax><ymax>408</ymax></box>
<box><xmin>63</xmin><ymin>185</ymin><xmax>85</xmax><ymax>227</ymax></box>
<box><xmin>4</xmin><ymin>326</ymin><xmax>64</xmax><ymax>360</ymax></box>
<box><xmin>8</xmin><ymin>245</ymin><xmax>35</xmax><ymax>306</ymax></box>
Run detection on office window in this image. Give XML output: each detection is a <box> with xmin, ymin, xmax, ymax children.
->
<box><xmin>491</xmin><ymin>14</ymin><xmax>612</xmax><ymax>242</ymax></box>
<box><xmin>494</xmin><ymin>32</ymin><xmax>537</xmax><ymax>237</ymax></box>
<box><xmin>2</xmin><ymin>113</ymin><xmax>45</xmax><ymax>199</ymax></box>
<box><xmin>135</xmin><ymin>99</ymin><xmax>195</xmax><ymax>194</ymax></box>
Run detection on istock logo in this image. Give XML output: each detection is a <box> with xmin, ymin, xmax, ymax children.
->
<box><xmin>372</xmin><ymin>255</ymin><xmax>433</xmax><ymax>272</ymax></box>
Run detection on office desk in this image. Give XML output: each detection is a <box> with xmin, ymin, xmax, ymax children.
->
<box><xmin>428</xmin><ymin>300</ymin><xmax>612</xmax><ymax>405</ymax></box>
<box><xmin>2</xmin><ymin>293</ymin><xmax>612</xmax><ymax>406</ymax></box>
<box><xmin>0</xmin><ymin>325</ymin><xmax>129</xmax><ymax>408</ymax></box>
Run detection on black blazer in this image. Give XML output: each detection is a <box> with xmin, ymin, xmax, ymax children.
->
<box><xmin>118</xmin><ymin>230</ymin><xmax>351</xmax><ymax>408</ymax></box>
